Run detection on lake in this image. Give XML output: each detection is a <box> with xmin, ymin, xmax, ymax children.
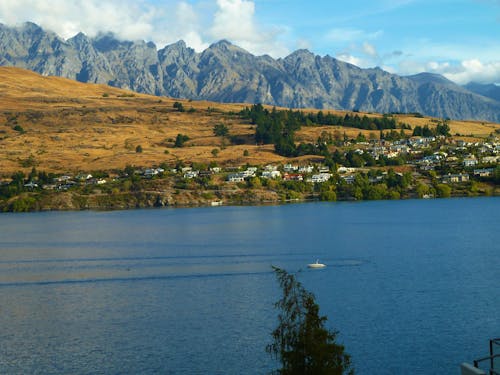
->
<box><xmin>0</xmin><ymin>198</ymin><xmax>499</xmax><ymax>374</ymax></box>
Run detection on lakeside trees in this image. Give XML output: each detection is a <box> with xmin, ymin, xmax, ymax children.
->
<box><xmin>268</xmin><ymin>267</ymin><xmax>353</xmax><ymax>375</ymax></box>
<box><xmin>1</xmin><ymin>158</ymin><xmax>498</xmax><ymax>212</ymax></box>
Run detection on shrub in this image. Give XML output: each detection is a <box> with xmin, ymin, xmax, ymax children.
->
<box><xmin>13</xmin><ymin>125</ymin><xmax>25</xmax><ymax>133</ymax></box>
<box><xmin>173</xmin><ymin>102</ymin><xmax>185</xmax><ymax>112</ymax></box>
<box><xmin>174</xmin><ymin>134</ymin><xmax>189</xmax><ymax>147</ymax></box>
<box><xmin>213</xmin><ymin>123</ymin><xmax>229</xmax><ymax>137</ymax></box>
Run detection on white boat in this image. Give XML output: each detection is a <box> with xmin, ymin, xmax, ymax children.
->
<box><xmin>308</xmin><ymin>260</ymin><xmax>326</xmax><ymax>269</ymax></box>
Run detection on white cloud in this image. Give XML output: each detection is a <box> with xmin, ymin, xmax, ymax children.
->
<box><xmin>362</xmin><ymin>42</ymin><xmax>378</xmax><ymax>58</ymax></box>
<box><xmin>210</xmin><ymin>0</ymin><xmax>256</xmax><ymax>42</ymax></box>
<box><xmin>441</xmin><ymin>59</ymin><xmax>500</xmax><ymax>84</ymax></box>
<box><xmin>0</xmin><ymin>0</ymin><xmax>289</xmax><ymax>56</ymax></box>
<box><xmin>325</xmin><ymin>28</ymin><xmax>382</xmax><ymax>44</ymax></box>
<box><xmin>0</xmin><ymin>0</ymin><xmax>498</xmax><ymax>84</ymax></box>
<box><xmin>296</xmin><ymin>38</ymin><xmax>312</xmax><ymax>51</ymax></box>
<box><xmin>209</xmin><ymin>0</ymin><xmax>289</xmax><ymax>56</ymax></box>
<box><xmin>324</xmin><ymin>28</ymin><xmax>385</xmax><ymax>69</ymax></box>
<box><xmin>326</xmin><ymin>28</ymin><xmax>364</xmax><ymax>43</ymax></box>
<box><xmin>336</xmin><ymin>52</ymin><xmax>371</xmax><ymax>68</ymax></box>
<box><xmin>0</xmin><ymin>0</ymin><xmax>157</xmax><ymax>40</ymax></box>
<box><xmin>395</xmin><ymin>57</ymin><xmax>500</xmax><ymax>84</ymax></box>
<box><xmin>168</xmin><ymin>2</ymin><xmax>208</xmax><ymax>51</ymax></box>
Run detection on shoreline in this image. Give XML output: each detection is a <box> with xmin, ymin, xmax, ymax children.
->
<box><xmin>1</xmin><ymin>186</ymin><xmax>497</xmax><ymax>213</ymax></box>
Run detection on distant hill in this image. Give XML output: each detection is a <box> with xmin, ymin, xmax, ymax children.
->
<box><xmin>464</xmin><ymin>82</ymin><xmax>500</xmax><ymax>102</ymax></box>
<box><xmin>1</xmin><ymin>22</ymin><xmax>500</xmax><ymax>123</ymax></box>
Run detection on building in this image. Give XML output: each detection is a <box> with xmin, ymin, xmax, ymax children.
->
<box><xmin>441</xmin><ymin>173</ymin><xmax>469</xmax><ymax>183</ymax></box>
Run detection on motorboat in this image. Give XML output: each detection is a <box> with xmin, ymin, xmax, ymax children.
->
<box><xmin>307</xmin><ymin>260</ymin><xmax>326</xmax><ymax>269</ymax></box>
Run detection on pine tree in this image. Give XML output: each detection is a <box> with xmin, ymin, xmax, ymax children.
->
<box><xmin>267</xmin><ymin>267</ymin><xmax>353</xmax><ymax>375</ymax></box>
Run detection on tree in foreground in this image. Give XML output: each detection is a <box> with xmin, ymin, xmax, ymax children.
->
<box><xmin>267</xmin><ymin>267</ymin><xmax>353</xmax><ymax>375</ymax></box>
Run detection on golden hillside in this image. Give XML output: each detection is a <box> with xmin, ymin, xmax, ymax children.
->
<box><xmin>0</xmin><ymin>67</ymin><xmax>498</xmax><ymax>176</ymax></box>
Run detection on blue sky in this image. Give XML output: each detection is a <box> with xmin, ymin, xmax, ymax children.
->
<box><xmin>0</xmin><ymin>0</ymin><xmax>499</xmax><ymax>84</ymax></box>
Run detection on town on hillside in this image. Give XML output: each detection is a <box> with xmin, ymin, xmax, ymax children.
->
<box><xmin>2</xmin><ymin>116</ymin><xmax>499</xmax><ymax>211</ymax></box>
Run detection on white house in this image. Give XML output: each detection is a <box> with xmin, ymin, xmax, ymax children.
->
<box><xmin>310</xmin><ymin>173</ymin><xmax>332</xmax><ymax>183</ymax></box>
<box><xmin>473</xmin><ymin>168</ymin><xmax>494</xmax><ymax>177</ymax></box>
<box><xmin>24</xmin><ymin>181</ymin><xmax>38</xmax><ymax>188</ymax></box>
<box><xmin>341</xmin><ymin>175</ymin><xmax>356</xmax><ymax>184</ymax></box>
<box><xmin>227</xmin><ymin>173</ymin><xmax>245</xmax><ymax>182</ymax></box>
<box><xmin>337</xmin><ymin>166</ymin><xmax>356</xmax><ymax>174</ymax></box>
<box><xmin>298</xmin><ymin>165</ymin><xmax>314</xmax><ymax>173</ymax></box>
<box><xmin>482</xmin><ymin>156</ymin><xmax>498</xmax><ymax>164</ymax></box>
<box><xmin>283</xmin><ymin>164</ymin><xmax>298</xmax><ymax>172</ymax></box>
<box><xmin>144</xmin><ymin>168</ymin><xmax>159</xmax><ymax>177</ymax></box>
<box><xmin>264</xmin><ymin>165</ymin><xmax>278</xmax><ymax>171</ymax></box>
<box><xmin>463</xmin><ymin>156</ymin><xmax>478</xmax><ymax>167</ymax></box>
<box><xmin>76</xmin><ymin>173</ymin><xmax>93</xmax><ymax>181</ymax></box>
<box><xmin>241</xmin><ymin>169</ymin><xmax>256</xmax><ymax>178</ymax></box>
<box><xmin>262</xmin><ymin>170</ymin><xmax>281</xmax><ymax>179</ymax></box>
<box><xmin>442</xmin><ymin>173</ymin><xmax>469</xmax><ymax>183</ymax></box>
<box><xmin>184</xmin><ymin>170</ymin><xmax>199</xmax><ymax>179</ymax></box>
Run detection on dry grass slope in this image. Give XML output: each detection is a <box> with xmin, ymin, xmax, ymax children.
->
<box><xmin>1</xmin><ymin>67</ymin><xmax>498</xmax><ymax>177</ymax></box>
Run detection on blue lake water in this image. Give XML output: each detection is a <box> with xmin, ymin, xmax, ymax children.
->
<box><xmin>0</xmin><ymin>198</ymin><xmax>498</xmax><ymax>374</ymax></box>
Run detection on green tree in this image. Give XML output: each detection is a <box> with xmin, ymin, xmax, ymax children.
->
<box><xmin>13</xmin><ymin>125</ymin><xmax>25</xmax><ymax>133</ymax></box>
<box><xmin>173</xmin><ymin>101</ymin><xmax>185</xmax><ymax>112</ymax></box>
<box><xmin>11</xmin><ymin>196</ymin><xmax>37</xmax><ymax>212</ymax></box>
<box><xmin>435</xmin><ymin>183</ymin><xmax>452</xmax><ymax>198</ymax></box>
<box><xmin>11</xmin><ymin>171</ymin><xmax>25</xmax><ymax>193</ymax></box>
<box><xmin>435</xmin><ymin>120</ymin><xmax>450</xmax><ymax>136</ymax></box>
<box><xmin>267</xmin><ymin>267</ymin><xmax>353</xmax><ymax>375</ymax></box>
<box><xmin>174</xmin><ymin>133</ymin><xmax>190</xmax><ymax>147</ymax></box>
<box><xmin>320</xmin><ymin>190</ymin><xmax>337</xmax><ymax>201</ymax></box>
<box><xmin>213</xmin><ymin>123</ymin><xmax>229</xmax><ymax>137</ymax></box>
<box><xmin>415</xmin><ymin>182</ymin><xmax>430</xmax><ymax>198</ymax></box>
<box><xmin>493</xmin><ymin>165</ymin><xmax>500</xmax><ymax>184</ymax></box>
<box><xmin>355</xmin><ymin>132</ymin><xmax>366</xmax><ymax>143</ymax></box>
<box><xmin>248</xmin><ymin>176</ymin><xmax>262</xmax><ymax>188</ymax></box>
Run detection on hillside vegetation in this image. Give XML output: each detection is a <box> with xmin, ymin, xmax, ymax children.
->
<box><xmin>1</xmin><ymin>67</ymin><xmax>498</xmax><ymax>177</ymax></box>
<box><xmin>1</xmin><ymin>67</ymin><xmax>499</xmax><ymax>212</ymax></box>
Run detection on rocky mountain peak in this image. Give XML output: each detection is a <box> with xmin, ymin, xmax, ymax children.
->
<box><xmin>464</xmin><ymin>82</ymin><xmax>500</xmax><ymax>102</ymax></box>
<box><xmin>20</xmin><ymin>21</ymin><xmax>43</xmax><ymax>33</ymax></box>
<box><xmin>0</xmin><ymin>22</ymin><xmax>498</xmax><ymax>122</ymax></box>
<box><xmin>209</xmin><ymin>39</ymin><xmax>233</xmax><ymax>49</ymax></box>
<box><xmin>160</xmin><ymin>40</ymin><xmax>189</xmax><ymax>54</ymax></box>
<box><xmin>408</xmin><ymin>72</ymin><xmax>456</xmax><ymax>86</ymax></box>
<box><xmin>285</xmin><ymin>48</ymin><xmax>315</xmax><ymax>59</ymax></box>
<box><xmin>92</xmin><ymin>32</ymin><xmax>132</xmax><ymax>52</ymax></box>
<box><xmin>67</xmin><ymin>32</ymin><xmax>91</xmax><ymax>48</ymax></box>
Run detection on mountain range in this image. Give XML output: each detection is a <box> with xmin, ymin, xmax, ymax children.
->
<box><xmin>1</xmin><ymin>22</ymin><xmax>499</xmax><ymax>122</ymax></box>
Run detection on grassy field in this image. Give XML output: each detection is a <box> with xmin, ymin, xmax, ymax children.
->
<box><xmin>1</xmin><ymin>67</ymin><xmax>498</xmax><ymax>177</ymax></box>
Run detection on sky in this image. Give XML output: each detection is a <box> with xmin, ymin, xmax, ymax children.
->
<box><xmin>0</xmin><ymin>0</ymin><xmax>499</xmax><ymax>85</ymax></box>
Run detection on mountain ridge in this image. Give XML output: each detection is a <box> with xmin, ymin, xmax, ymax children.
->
<box><xmin>464</xmin><ymin>82</ymin><xmax>500</xmax><ymax>102</ymax></box>
<box><xmin>1</xmin><ymin>22</ymin><xmax>499</xmax><ymax>122</ymax></box>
